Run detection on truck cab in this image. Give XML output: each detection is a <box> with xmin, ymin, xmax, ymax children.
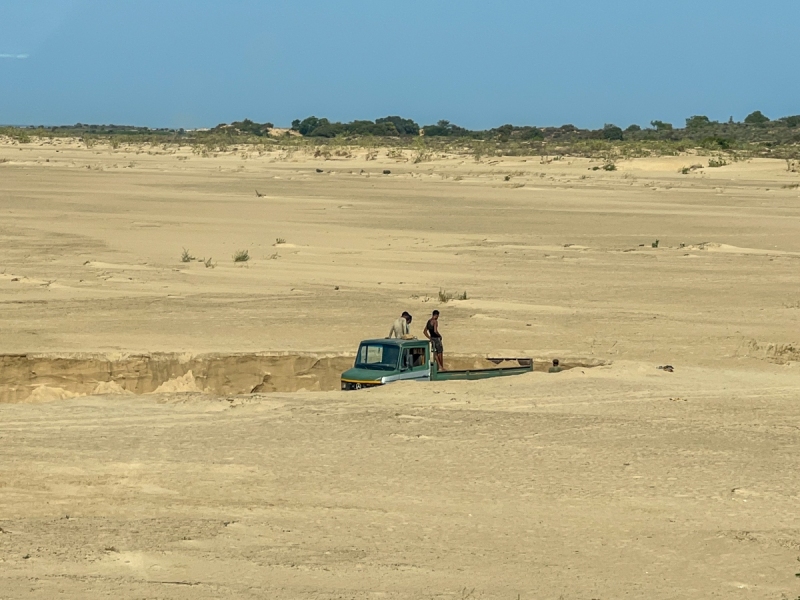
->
<box><xmin>340</xmin><ymin>338</ymin><xmax>533</xmax><ymax>390</ymax></box>
<box><xmin>340</xmin><ymin>339</ymin><xmax>430</xmax><ymax>390</ymax></box>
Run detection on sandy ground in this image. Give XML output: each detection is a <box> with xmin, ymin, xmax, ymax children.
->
<box><xmin>1</xmin><ymin>138</ymin><xmax>799</xmax><ymax>598</ymax></box>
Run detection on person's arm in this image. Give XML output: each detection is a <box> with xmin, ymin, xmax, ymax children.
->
<box><xmin>388</xmin><ymin>323</ymin><xmax>396</xmax><ymax>338</ymax></box>
<box><xmin>423</xmin><ymin>322</ymin><xmax>431</xmax><ymax>340</ymax></box>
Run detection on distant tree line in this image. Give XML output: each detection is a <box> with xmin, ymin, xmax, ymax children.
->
<box><xmin>4</xmin><ymin>110</ymin><xmax>800</xmax><ymax>149</ymax></box>
<box><xmin>276</xmin><ymin>110</ymin><xmax>800</xmax><ymax>145</ymax></box>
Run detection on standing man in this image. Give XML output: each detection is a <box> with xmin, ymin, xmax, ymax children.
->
<box><xmin>388</xmin><ymin>311</ymin><xmax>413</xmax><ymax>339</ymax></box>
<box><xmin>424</xmin><ymin>310</ymin><xmax>444</xmax><ymax>370</ymax></box>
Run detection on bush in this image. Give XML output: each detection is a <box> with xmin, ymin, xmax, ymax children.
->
<box><xmin>701</xmin><ymin>136</ymin><xmax>732</xmax><ymax>149</ymax></box>
<box><xmin>422</xmin><ymin>120</ymin><xmax>472</xmax><ymax>137</ymax></box>
<box><xmin>602</xmin><ymin>124</ymin><xmax>623</xmax><ymax>141</ymax></box>
<box><xmin>780</xmin><ymin>115</ymin><xmax>800</xmax><ymax>128</ymax></box>
<box><xmin>227</xmin><ymin>119</ymin><xmax>272</xmax><ymax>136</ymax></box>
<box><xmin>376</xmin><ymin>116</ymin><xmax>419</xmax><ymax>135</ymax></box>
<box><xmin>650</xmin><ymin>120</ymin><xmax>673</xmax><ymax>131</ymax></box>
<box><xmin>685</xmin><ymin>115</ymin><xmax>712</xmax><ymax>129</ymax></box>
<box><xmin>625</xmin><ymin>124</ymin><xmax>641</xmax><ymax>132</ymax></box>
<box><xmin>233</xmin><ymin>249</ymin><xmax>250</xmax><ymax>263</ymax></box>
<box><xmin>517</xmin><ymin>126</ymin><xmax>544</xmax><ymax>141</ymax></box>
<box><xmin>708</xmin><ymin>157</ymin><xmax>728</xmax><ymax>168</ymax></box>
<box><xmin>744</xmin><ymin>110</ymin><xmax>769</xmax><ymax>124</ymax></box>
<box><xmin>292</xmin><ymin>116</ymin><xmax>324</xmax><ymax>135</ymax></box>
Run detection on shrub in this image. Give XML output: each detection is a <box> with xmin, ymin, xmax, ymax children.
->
<box><xmin>517</xmin><ymin>126</ymin><xmax>544</xmax><ymax>141</ymax></box>
<box><xmin>780</xmin><ymin>115</ymin><xmax>800</xmax><ymax>128</ymax></box>
<box><xmin>602</xmin><ymin>125</ymin><xmax>624</xmax><ymax>141</ymax></box>
<box><xmin>233</xmin><ymin>249</ymin><xmax>250</xmax><ymax>263</ymax></box>
<box><xmin>223</xmin><ymin>119</ymin><xmax>272</xmax><ymax>136</ymax></box>
<box><xmin>376</xmin><ymin>116</ymin><xmax>420</xmax><ymax>135</ymax></box>
<box><xmin>422</xmin><ymin>120</ymin><xmax>472</xmax><ymax>137</ymax></box>
<box><xmin>438</xmin><ymin>289</ymin><xmax>468</xmax><ymax>303</ymax></box>
<box><xmin>685</xmin><ymin>115</ymin><xmax>712</xmax><ymax>129</ymax></box>
<box><xmin>701</xmin><ymin>136</ymin><xmax>732</xmax><ymax>149</ymax></box>
<box><xmin>650</xmin><ymin>120</ymin><xmax>673</xmax><ymax>131</ymax></box>
<box><xmin>744</xmin><ymin>110</ymin><xmax>769</xmax><ymax>124</ymax></box>
<box><xmin>708</xmin><ymin>157</ymin><xmax>728</xmax><ymax>168</ymax></box>
<box><xmin>275</xmin><ymin>237</ymin><xmax>286</xmax><ymax>244</ymax></box>
<box><xmin>292</xmin><ymin>116</ymin><xmax>324</xmax><ymax>135</ymax></box>
<box><xmin>181</xmin><ymin>248</ymin><xmax>195</xmax><ymax>263</ymax></box>
<box><xmin>625</xmin><ymin>124</ymin><xmax>641</xmax><ymax>132</ymax></box>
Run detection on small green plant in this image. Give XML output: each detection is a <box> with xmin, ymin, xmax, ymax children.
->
<box><xmin>602</xmin><ymin>161</ymin><xmax>617</xmax><ymax>171</ymax></box>
<box><xmin>652</xmin><ymin>239</ymin><xmax>660</xmax><ymax>248</ymax></box>
<box><xmin>233</xmin><ymin>249</ymin><xmax>250</xmax><ymax>263</ymax></box>
<box><xmin>438</xmin><ymin>289</ymin><xmax>468</xmax><ymax>302</ymax></box>
<box><xmin>203</xmin><ymin>257</ymin><xmax>215</xmax><ymax>269</ymax></box>
<box><xmin>275</xmin><ymin>237</ymin><xmax>286</xmax><ymax>245</ymax></box>
<box><xmin>10</xmin><ymin>130</ymin><xmax>31</xmax><ymax>143</ymax></box>
<box><xmin>680</xmin><ymin>166</ymin><xmax>691</xmax><ymax>174</ymax></box>
<box><xmin>268</xmin><ymin>252</ymin><xmax>279</xmax><ymax>260</ymax></box>
<box><xmin>181</xmin><ymin>248</ymin><xmax>195</xmax><ymax>262</ymax></box>
<box><xmin>708</xmin><ymin>157</ymin><xmax>728</xmax><ymax>168</ymax></box>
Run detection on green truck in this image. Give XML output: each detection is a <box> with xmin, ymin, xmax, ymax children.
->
<box><xmin>340</xmin><ymin>338</ymin><xmax>533</xmax><ymax>390</ymax></box>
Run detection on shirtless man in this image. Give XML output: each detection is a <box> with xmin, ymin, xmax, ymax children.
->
<box><xmin>388</xmin><ymin>312</ymin><xmax>413</xmax><ymax>339</ymax></box>
<box><xmin>424</xmin><ymin>310</ymin><xmax>444</xmax><ymax>370</ymax></box>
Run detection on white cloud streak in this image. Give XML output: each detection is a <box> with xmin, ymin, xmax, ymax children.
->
<box><xmin>0</xmin><ymin>54</ymin><xmax>29</xmax><ymax>59</ymax></box>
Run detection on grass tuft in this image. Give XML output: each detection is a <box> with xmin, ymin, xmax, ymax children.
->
<box><xmin>438</xmin><ymin>289</ymin><xmax>468</xmax><ymax>303</ymax></box>
<box><xmin>233</xmin><ymin>249</ymin><xmax>250</xmax><ymax>263</ymax></box>
<box><xmin>708</xmin><ymin>157</ymin><xmax>728</xmax><ymax>168</ymax></box>
<box><xmin>181</xmin><ymin>248</ymin><xmax>195</xmax><ymax>263</ymax></box>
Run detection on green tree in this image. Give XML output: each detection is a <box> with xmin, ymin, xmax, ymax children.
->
<box><xmin>625</xmin><ymin>124</ymin><xmax>641</xmax><ymax>132</ymax></box>
<box><xmin>744</xmin><ymin>110</ymin><xmax>769</xmax><ymax>124</ymax></box>
<box><xmin>518</xmin><ymin>126</ymin><xmax>544</xmax><ymax>141</ymax></box>
<box><xmin>781</xmin><ymin>115</ymin><xmax>800</xmax><ymax>128</ymax></box>
<box><xmin>376</xmin><ymin>116</ymin><xmax>419</xmax><ymax>135</ymax></box>
<box><xmin>602</xmin><ymin>124</ymin><xmax>623</xmax><ymax>141</ymax></box>
<box><xmin>685</xmin><ymin>115</ymin><xmax>711</xmax><ymax>129</ymax></box>
<box><xmin>292</xmin><ymin>116</ymin><xmax>323</xmax><ymax>135</ymax></box>
<box><xmin>650</xmin><ymin>120</ymin><xmax>673</xmax><ymax>131</ymax></box>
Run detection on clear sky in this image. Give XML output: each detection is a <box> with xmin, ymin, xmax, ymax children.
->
<box><xmin>1</xmin><ymin>0</ymin><xmax>799</xmax><ymax>130</ymax></box>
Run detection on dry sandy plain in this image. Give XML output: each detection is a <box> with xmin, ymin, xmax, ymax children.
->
<box><xmin>1</xmin><ymin>138</ymin><xmax>799</xmax><ymax>599</ymax></box>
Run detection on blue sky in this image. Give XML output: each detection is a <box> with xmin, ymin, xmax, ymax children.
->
<box><xmin>1</xmin><ymin>0</ymin><xmax>799</xmax><ymax>129</ymax></box>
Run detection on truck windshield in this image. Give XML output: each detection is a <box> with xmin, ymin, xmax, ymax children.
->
<box><xmin>355</xmin><ymin>343</ymin><xmax>400</xmax><ymax>371</ymax></box>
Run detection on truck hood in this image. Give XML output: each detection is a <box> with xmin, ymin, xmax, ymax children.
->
<box><xmin>340</xmin><ymin>367</ymin><xmax>386</xmax><ymax>384</ymax></box>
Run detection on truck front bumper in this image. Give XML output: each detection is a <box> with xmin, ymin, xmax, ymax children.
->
<box><xmin>341</xmin><ymin>380</ymin><xmax>383</xmax><ymax>391</ymax></box>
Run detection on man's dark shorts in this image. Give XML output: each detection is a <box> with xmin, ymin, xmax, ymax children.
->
<box><xmin>431</xmin><ymin>338</ymin><xmax>443</xmax><ymax>354</ymax></box>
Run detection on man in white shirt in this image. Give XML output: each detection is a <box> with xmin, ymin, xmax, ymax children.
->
<box><xmin>388</xmin><ymin>312</ymin><xmax>413</xmax><ymax>339</ymax></box>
